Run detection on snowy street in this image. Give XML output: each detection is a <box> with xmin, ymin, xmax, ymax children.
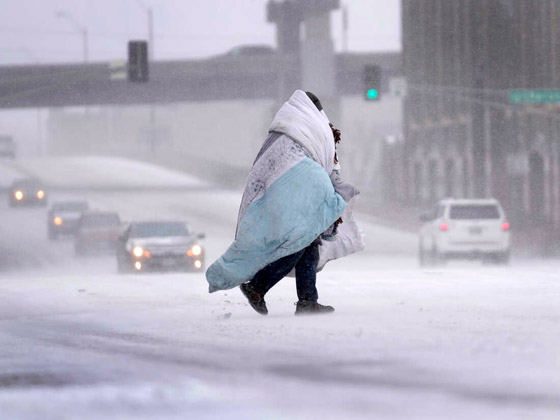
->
<box><xmin>4</xmin><ymin>1</ymin><xmax>560</xmax><ymax>418</ymax></box>
<box><xmin>0</xmin><ymin>159</ymin><xmax>559</xmax><ymax>419</ymax></box>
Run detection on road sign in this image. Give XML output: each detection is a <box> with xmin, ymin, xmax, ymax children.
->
<box><xmin>509</xmin><ymin>90</ymin><xmax>560</xmax><ymax>104</ymax></box>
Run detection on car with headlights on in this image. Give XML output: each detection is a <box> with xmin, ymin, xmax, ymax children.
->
<box><xmin>47</xmin><ymin>200</ymin><xmax>90</xmax><ymax>239</ymax></box>
<box><xmin>9</xmin><ymin>178</ymin><xmax>47</xmax><ymax>207</ymax></box>
<box><xmin>74</xmin><ymin>211</ymin><xmax>122</xmax><ymax>255</ymax></box>
<box><xmin>116</xmin><ymin>221</ymin><xmax>205</xmax><ymax>273</ymax></box>
<box><xmin>419</xmin><ymin>198</ymin><xmax>511</xmax><ymax>265</ymax></box>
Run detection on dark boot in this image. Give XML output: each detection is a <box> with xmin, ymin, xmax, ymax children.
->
<box><xmin>240</xmin><ymin>283</ymin><xmax>268</xmax><ymax>315</ymax></box>
<box><xmin>295</xmin><ymin>300</ymin><xmax>335</xmax><ymax>315</ymax></box>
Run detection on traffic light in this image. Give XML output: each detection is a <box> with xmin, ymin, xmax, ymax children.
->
<box><xmin>363</xmin><ymin>65</ymin><xmax>381</xmax><ymax>101</ymax></box>
<box><xmin>128</xmin><ymin>41</ymin><xmax>149</xmax><ymax>82</ymax></box>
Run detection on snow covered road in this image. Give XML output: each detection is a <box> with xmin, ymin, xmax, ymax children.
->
<box><xmin>0</xmin><ymin>158</ymin><xmax>559</xmax><ymax>420</ymax></box>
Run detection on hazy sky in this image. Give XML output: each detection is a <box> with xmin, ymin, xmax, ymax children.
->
<box><xmin>0</xmin><ymin>0</ymin><xmax>401</xmax><ymax>65</ymax></box>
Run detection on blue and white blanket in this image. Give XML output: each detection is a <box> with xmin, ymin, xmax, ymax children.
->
<box><xmin>206</xmin><ymin>90</ymin><xmax>364</xmax><ymax>293</ymax></box>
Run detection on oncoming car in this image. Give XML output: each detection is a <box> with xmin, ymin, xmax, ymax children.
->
<box><xmin>47</xmin><ymin>200</ymin><xmax>90</xmax><ymax>239</ymax></box>
<box><xmin>74</xmin><ymin>211</ymin><xmax>122</xmax><ymax>255</ymax></box>
<box><xmin>116</xmin><ymin>221</ymin><xmax>205</xmax><ymax>273</ymax></box>
<box><xmin>9</xmin><ymin>178</ymin><xmax>47</xmax><ymax>207</ymax></box>
<box><xmin>419</xmin><ymin>198</ymin><xmax>511</xmax><ymax>265</ymax></box>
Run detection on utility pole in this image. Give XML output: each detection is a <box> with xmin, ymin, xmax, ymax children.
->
<box><xmin>20</xmin><ymin>47</ymin><xmax>45</xmax><ymax>156</ymax></box>
<box><xmin>136</xmin><ymin>0</ymin><xmax>154</xmax><ymax>60</ymax></box>
<box><xmin>134</xmin><ymin>1</ymin><xmax>156</xmax><ymax>153</ymax></box>
<box><xmin>147</xmin><ymin>6</ymin><xmax>155</xmax><ymax>152</ymax></box>
<box><xmin>56</xmin><ymin>11</ymin><xmax>88</xmax><ymax>63</ymax></box>
<box><xmin>148</xmin><ymin>7</ymin><xmax>154</xmax><ymax>60</ymax></box>
<box><xmin>82</xmin><ymin>28</ymin><xmax>89</xmax><ymax>63</ymax></box>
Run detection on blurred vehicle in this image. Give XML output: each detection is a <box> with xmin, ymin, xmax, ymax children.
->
<box><xmin>9</xmin><ymin>178</ymin><xmax>47</xmax><ymax>207</ymax></box>
<box><xmin>74</xmin><ymin>211</ymin><xmax>122</xmax><ymax>255</ymax></box>
<box><xmin>47</xmin><ymin>200</ymin><xmax>90</xmax><ymax>240</ymax></box>
<box><xmin>116</xmin><ymin>221</ymin><xmax>205</xmax><ymax>273</ymax></box>
<box><xmin>0</xmin><ymin>136</ymin><xmax>15</xmax><ymax>159</ymax></box>
<box><xmin>419</xmin><ymin>198</ymin><xmax>511</xmax><ymax>265</ymax></box>
<box><xmin>225</xmin><ymin>44</ymin><xmax>275</xmax><ymax>57</ymax></box>
<box><xmin>210</xmin><ymin>44</ymin><xmax>276</xmax><ymax>61</ymax></box>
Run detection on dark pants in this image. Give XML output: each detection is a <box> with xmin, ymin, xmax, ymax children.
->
<box><xmin>248</xmin><ymin>241</ymin><xmax>319</xmax><ymax>302</ymax></box>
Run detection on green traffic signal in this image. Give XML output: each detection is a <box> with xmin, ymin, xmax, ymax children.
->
<box><xmin>363</xmin><ymin>65</ymin><xmax>381</xmax><ymax>101</ymax></box>
<box><xmin>367</xmin><ymin>89</ymin><xmax>379</xmax><ymax>100</ymax></box>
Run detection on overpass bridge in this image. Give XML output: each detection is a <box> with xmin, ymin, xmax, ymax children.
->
<box><xmin>0</xmin><ymin>52</ymin><xmax>401</xmax><ymax>109</ymax></box>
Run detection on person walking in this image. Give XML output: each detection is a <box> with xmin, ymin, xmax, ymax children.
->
<box><xmin>206</xmin><ymin>90</ymin><xmax>363</xmax><ymax>315</ymax></box>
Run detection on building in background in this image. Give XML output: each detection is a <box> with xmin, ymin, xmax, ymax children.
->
<box><xmin>401</xmin><ymin>0</ymin><xmax>560</xmax><ymax>244</ymax></box>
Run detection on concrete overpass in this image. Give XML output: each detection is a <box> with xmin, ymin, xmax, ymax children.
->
<box><xmin>0</xmin><ymin>52</ymin><xmax>401</xmax><ymax>109</ymax></box>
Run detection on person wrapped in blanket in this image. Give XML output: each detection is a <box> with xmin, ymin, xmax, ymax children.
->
<box><xmin>205</xmin><ymin>90</ymin><xmax>364</xmax><ymax>315</ymax></box>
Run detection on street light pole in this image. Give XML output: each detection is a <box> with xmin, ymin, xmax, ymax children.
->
<box><xmin>148</xmin><ymin>7</ymin><xmax>154</xmax><ymax>60</ymax></box>
<box><xmin>82</xmin><ymin>28</ymin><xmax>89</xmax><ymax>63</ymax></box>
<box><xmin>56</xmin><ymin>11</ymin><xmax>89</xmax><ymax>63</ymax></box>
<box><xmin>20</xmin><ymin>47</ymin><xmax>45</xmax><ymax>156</ymax></box>
<box><xmin>135</xmin><ymin>0</ymin><xmax>155</xmax><ymax>152</ymax></box>
<box><xmin>136</xmin><ymin>0</ymin><xmax>154</xmax><ymax>60</ymax></box>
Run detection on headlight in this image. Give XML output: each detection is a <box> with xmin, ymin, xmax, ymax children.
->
<box><xmin>37</xmin><ymin>190</ymin><xmax>45</xmax><ymax>199</ymax></box>
<box><xmin>54</xmin><ymin>217</ymin><xmax>63</xmax><ymax>226</ymax></box>
<box><xmin>194</xmin><ymin>260</ymin><xmax>202</xmax><ymax>269</ymax></box>
<box><xmin>14</xmin><ymin>190</ymin><xmax>23</xmax><ymax>200</ymax></box>
<box><xmin>191</xmin><ymin>245</ymin><xmax>202</xmax><ymax>256</ymax></box>
<box><xmin>134</xmin><ymin>261</ymin><xmax>142</xmax><ymax>271</ymax></box>
<box><xmin>132</xmin><ymin>246</ymin><xmax>144</xmax><ymax>257</ymax></box>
